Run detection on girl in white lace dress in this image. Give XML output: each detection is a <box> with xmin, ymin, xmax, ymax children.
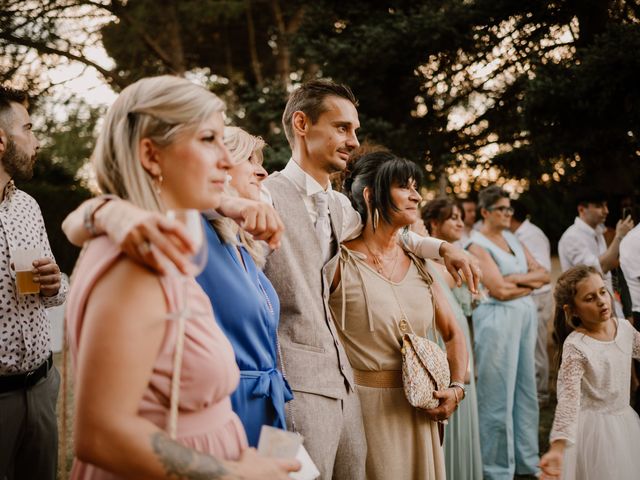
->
<box><xmin>540</xmin><ymin>265</ymin><xmax>640</xmax><ymax>480</ymax></box>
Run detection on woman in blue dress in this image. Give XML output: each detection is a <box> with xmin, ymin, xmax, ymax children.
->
<box><xmin>466</xmin><ymin>186</ymin><xmax>549</xmax><ymax>480</ymax></box>
<box><xmin>196</xmin><ymin>127</ymin><xmax>292</xmax><ymax>446</ymax></box>
<box><xmin>422</xmin><ymin>197</ymin><xmax>483</xmax><ymax>480</ymax></box>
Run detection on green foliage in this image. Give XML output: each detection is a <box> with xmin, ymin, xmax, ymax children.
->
<box><xmin>3</xmin><ymin>0</ymin><xmax>640</xmax><ymax>244</ymax></box>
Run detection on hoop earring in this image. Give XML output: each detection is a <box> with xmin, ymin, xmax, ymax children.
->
<box><xmin>373</xmin><ymin>208</ymin><xmax>380</xmax><ymax>231</ymax></box>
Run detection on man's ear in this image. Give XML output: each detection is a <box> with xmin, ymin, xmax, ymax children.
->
<box><xmin>138</xmin><ymin>138</ymin><xmax>162</xmax><ymax>178</ymax></box>
<box><xmin>292</xmin><ymin>111</ymin><xmax>308</xmax><ymax>139</ymax></box>
<box><xmin>0</xmin><ymin>127</ymin><xmax>7</xmax><ymax>157</ymax></box>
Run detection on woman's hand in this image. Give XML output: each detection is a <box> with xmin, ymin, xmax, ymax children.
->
<box><xmin>539</xmin><ymin>441</ymin><xmax>565</xmax><ymax>480</ymax></box>
<box><xmin>422</xmin><ymin>388</ymin><xmax>459</xmax><ymax>422</ymax></box>
<box><xmin>439</xmin><ymin>242</ymin><xmax>480</xmax><ymax>294</ymax></box>
<box><xmin>227</xmin><ymin>448</ymin><xmax>300</xmax><ymax>479</ymax></box>
<box><xmin>216</xmin><ymin>195</ymin><xmax>284</xmax><ymax>250</ymax></box>
<box><xmin>539</xmin><ymin>450</ymin><xmax>563</xmax><ymax>479</ymax></box>
<box><xmin>95</xmin><ymin>200</ymin><xmax>195</xmax><ymax>275</ymax></box>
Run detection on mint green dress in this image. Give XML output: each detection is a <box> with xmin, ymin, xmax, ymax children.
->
<box><xmin>429</xmin><ymin>262</ymin><xmax>483</xmax><ymax>480</ymax></box>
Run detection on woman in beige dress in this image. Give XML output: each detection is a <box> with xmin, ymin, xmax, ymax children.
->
<box><xmin>329</xmin><ymin>150</ymin><xmax>468</xmax><ymax>480</ymax></box>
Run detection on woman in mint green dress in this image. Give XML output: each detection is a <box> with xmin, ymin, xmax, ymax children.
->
<box><xmin>466</xmin><ymin>186</ymin><xmax>549</xmax><ymax>480</ymax></box>
<box><xmin>422</xmin><ymin>197</ymin><xmax>483</xmax><ymax>479</ymax></box>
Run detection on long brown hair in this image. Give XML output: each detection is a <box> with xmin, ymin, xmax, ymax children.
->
<box><xmin>552</xmin><ymin>265</ymin><xmax>600</xmax><ymax>367</ymax></box>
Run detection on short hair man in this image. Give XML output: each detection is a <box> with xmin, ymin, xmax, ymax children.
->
<box><xmin>0</xmin><ymin>86</ymin><xmax>68</xmax><ymax>479</ymax></box>
<box><xmin>558</xmin><ymin>191</ymin><xmax>634</xmax><ymax>317</ymax></box>
<box><xmin>459</xmin><ymin>198</ymin><xmax>478</xmax><ymax>245</ymax></box>
<box><xmin>510</xmin><ymin>200</ymin><xmax>552</xmax><ymax>405</ymax></box>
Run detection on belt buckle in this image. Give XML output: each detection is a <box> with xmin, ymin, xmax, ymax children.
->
<box><xmin>24</xmin><ymin>369</ymin><xmax>36</xmax><ymax>388</ymax></box>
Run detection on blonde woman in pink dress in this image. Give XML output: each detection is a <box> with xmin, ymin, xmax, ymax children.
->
<box><xmin>65</xmin><ymin>75</ymin><xmax>298</xmax><ymax>479</ymax></box>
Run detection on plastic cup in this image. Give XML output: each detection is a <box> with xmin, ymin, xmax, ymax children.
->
<box><xmin>12</xmin><ymin>247</ymin><xmax>41</xmax><ymax>295</ymax></box>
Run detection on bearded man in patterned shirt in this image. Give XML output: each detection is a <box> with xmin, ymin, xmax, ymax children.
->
<box><xmin>0</xmin><ymin>86</ymin><xmax>68</xmax><ymax>479</ymax></box>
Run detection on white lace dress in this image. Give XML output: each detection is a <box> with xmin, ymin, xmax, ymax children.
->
<box><xmin>550</xmin><ymin>318</ymin><xmax>640</xmax><ymax>479</ymax></box>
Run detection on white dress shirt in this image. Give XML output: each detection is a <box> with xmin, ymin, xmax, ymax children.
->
<box><xmin>514</xmin><ymin>219</ymin><xmax>552</xmax><ymax>294</ymax></box>
<box><xmin>278</xmin><ymin>159</ymin><xmax>444</xmax><ymax>259</ymax></box>
<box><xmin>620</xmin><ymin>224</ymin><xmax>640</xmax><ymax>313</ymax></box>
<box><xmin>558</xmin><ymin>216</ymin><xmax>623</xmax><ymax>316</ymax></box>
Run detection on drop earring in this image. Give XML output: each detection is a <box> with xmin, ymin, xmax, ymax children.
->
<box><xmin>373</xmin><ymin>208</ymin><xmax>380</xmax><ymax>231</ymax></box>
<box><xmin>154</xmin><ymin>173</ymin><xmax>164</xmax><ymax>196</ymax></box>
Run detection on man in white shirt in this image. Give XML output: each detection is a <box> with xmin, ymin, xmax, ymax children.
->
<box><xmin>510</xmin><ymin>200</ymin><xmax>552</xmax><ymax>405</ymax></box>
<box><xmin>459</xmin><ymin>198</ymin><xmax>477</xmax><ymax>246</ymax></box>
<box><xmin>621</xmin><ymin>223</ymin><xmax>640</xmax><ymax>319</ymax></box>
<box><xmin>620</xmin><ymin>222</ymin><xmax>640</xmax><ymax>411</ymax></box>
<box><xmin>558</xmin><ymin>192</ymin><xmax>634</xmax><ymax>318</ymax></box>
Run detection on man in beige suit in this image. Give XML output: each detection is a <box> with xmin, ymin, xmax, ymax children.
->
<box><xmin>265</xmin><ymin>80</ymin><xmax>478</xmax><ymax>479</ymax></box>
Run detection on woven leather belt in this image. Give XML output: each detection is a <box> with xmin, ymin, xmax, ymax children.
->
<box><xmin>353</xmin><ymin>368</ymin><xmax>403</xmax><ymax>388</ymax></box>
<box><xmin>0</xmin><ymin>353</ymin><xmax>53</xmax><ymax>393</ymax></box>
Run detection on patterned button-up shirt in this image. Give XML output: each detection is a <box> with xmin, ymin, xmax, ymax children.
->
<box><xmin>0</xmin><ymin>181</ymin><xmax>68</xmax><ymax>374</ymax></box>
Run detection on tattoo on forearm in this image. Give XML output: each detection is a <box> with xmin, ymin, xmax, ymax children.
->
<box><xmin>151</xmin><ymin>432</ymin><xmax>230</xmax><ymax>479</ymax></box>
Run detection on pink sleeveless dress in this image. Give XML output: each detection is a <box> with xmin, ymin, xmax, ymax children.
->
<box><xmin>66</xmin><ymin>237</ymin><xmax>247</xmax><ymax>479</ymax></box>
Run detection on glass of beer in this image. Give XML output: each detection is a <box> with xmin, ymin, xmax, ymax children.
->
<box><xmin>12</xmin><ymin>247</ymin><xmax>41</xmax><ymax>295</ymax></box>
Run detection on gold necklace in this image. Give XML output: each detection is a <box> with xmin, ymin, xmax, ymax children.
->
<box><xmin>363</xmin><ymin>238</ymin><xmax>400</xmax><ymax>280</ymax></box>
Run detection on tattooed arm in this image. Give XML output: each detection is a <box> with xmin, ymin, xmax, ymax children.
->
<box><xmin>151</xmin><ymin>433</ymin><xmax>298</xmax><ymax>479</ymax></box>
<box><xmin>74</xmin><ymin>256</ymin><xmax>298</xmax><ymax>479</ymax></box>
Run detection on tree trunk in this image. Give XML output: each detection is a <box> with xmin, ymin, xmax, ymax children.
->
<box><xmin>246</xmin><ymin>0</ymin><xmax>264</xmax><ymax>86</ymax></box>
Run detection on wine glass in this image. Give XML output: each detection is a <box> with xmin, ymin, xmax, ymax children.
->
<box><xmin>165</xmin><ymin>209</ymin><xmax>207</xmax><ymax>277</ymax></box>
<box><xmin>163</xmin><ymin>209</ymin><xmax>208</xmax><ymax>321</ymax></box>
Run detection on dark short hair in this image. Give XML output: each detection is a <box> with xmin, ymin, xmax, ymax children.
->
<box><xmin>422</xmin><ymin>197</ymin><xmax>464</xmax><ymax>234</ymax></box>
<box><xmin>478</xmin><ymin>185</ymin><xmax>509</xmax><ymax>211</ymax></box>
<box><xmin>510</xmin><ymin>199</ymin><xmax>529</xmax><ymax>223</ymax></box>
<box><xmin>0</xmin><ymin>86</ymin><xmax>28</xmax><ymax>127</ymax></box>
<box><xmin>342</xmin><ymin>149</ymin><xmax>422</xmax><ymax>228</ymax></box>
<box><xmin>281</xmin><ymin>79</ymin><xmax>358</xmax><ymax>146</ymax></box>
<box><xmin>575</xmin><ymin>188</ymin><xmax>607</xmax><ymax>207</ymax></box>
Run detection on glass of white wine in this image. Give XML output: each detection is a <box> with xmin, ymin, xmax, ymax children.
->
<box><xmin>165</xmin><ymin>209</ymin><xmax>207</xmax><ymax>278</ymax></box>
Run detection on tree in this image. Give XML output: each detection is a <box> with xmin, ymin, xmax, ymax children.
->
<box><xmin>3</xmin><ymin>0</ymin><xmax>639</xmax><ymax>243</ymax></box>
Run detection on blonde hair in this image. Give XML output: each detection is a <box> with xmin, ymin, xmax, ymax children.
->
<box><xmin>224</xmin><ymin>126</ymin><xmax>265</xmax><ymax>166</ymax></box>
<box><xmin>213</xmin><ymin>126</ymin><xmax>268</xmax><ymax>268</ymax></box>
<box><xmin>92</xmin><ymin>75</ymin><xmax>225</xmax><ymax>212</ymax></box>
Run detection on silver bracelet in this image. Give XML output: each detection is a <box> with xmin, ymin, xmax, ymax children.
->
<box><xmin>449</xmin><ymin>381</ymin><xmax>466</xmax><ymax>400</ymax></box>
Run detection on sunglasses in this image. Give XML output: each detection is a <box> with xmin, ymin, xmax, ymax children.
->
<box><xmin>487</xmin><ymin>206</ymin><xmax>514</xmax><ymax>214</ymax></box>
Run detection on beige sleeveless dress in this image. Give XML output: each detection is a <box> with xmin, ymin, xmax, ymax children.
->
<box><xmin>328</xmin><ymin>245</ymin><xmax>445</xmax><ymax>480</ymax></box>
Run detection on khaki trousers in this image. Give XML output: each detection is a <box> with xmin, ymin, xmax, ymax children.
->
<box><xmin>286</xmin><ymin>388</ymin><xmax>366</xmax><ymax>480</ymax></box>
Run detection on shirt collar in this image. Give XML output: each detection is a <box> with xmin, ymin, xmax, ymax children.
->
<box><xmin>574</xmin><ymin>216</ymin><xmax>606</xmax><ymax>236</ymax></box>
<box><xmin>281</xmin><ymin>159</ymin><xmax>332</xmax><ymax>197</ymax></box>
<box><xmin>1</xmin><ymin>180</ymin><xmax>16</xmax><ymax>204</ymax></box>
<box><xmin>515</xmin><ymin>219</ymin><xmax>531</xmax><ymax>235</ymax></box>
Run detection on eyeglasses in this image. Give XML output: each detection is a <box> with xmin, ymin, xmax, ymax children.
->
<box><xmin>487</xmin><ymin>206</ymin><xmax>514</xmax><ymax>214</ymax></box>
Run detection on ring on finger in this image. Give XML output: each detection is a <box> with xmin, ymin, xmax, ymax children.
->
<box><xmin>138</xmin><ymin>240</ymin><xmax>152</xmax><ymax>256</ymax></box>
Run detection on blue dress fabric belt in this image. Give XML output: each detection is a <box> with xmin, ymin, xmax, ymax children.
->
<box><xmin>241</xmin><ymin>368</ymin><xmax>293</xmax><ymax>429</ymax></box>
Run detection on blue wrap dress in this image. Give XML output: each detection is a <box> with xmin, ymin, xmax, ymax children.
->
<box><xmin>468</xmin><ymin>230</ymin><xmax>539</xmax><ymax>480</ymax></box>
<box><xmin>196</xmin><ymin>219</ymin><xmax>293</xmax><ymax>447</ymax></box>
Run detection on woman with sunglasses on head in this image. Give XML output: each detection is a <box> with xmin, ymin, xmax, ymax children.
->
<box><xmin>466</xmin><ymin>185</ymin><xmax>549</xmax><ymax>480</ymax></box>
<box><xmin>65</xmin><ymin>76</ymin><xmax>298</xmax><ymax>479</ymax></box>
